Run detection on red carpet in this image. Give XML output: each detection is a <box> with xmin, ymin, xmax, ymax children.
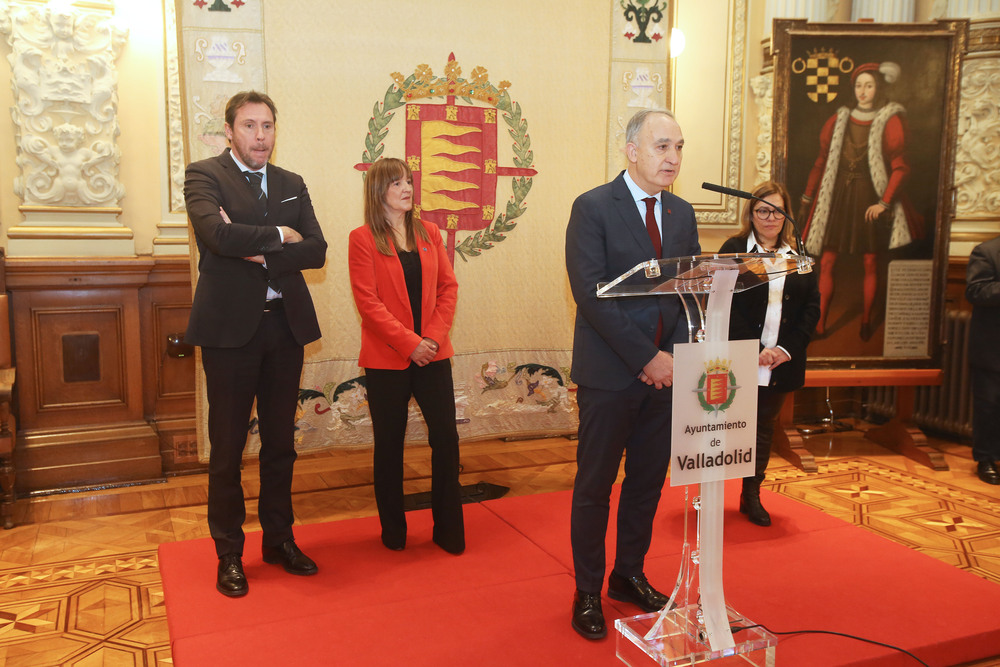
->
<box><xmin>160</xmin><ymin>483</ymin><xmax>1000</xmax><ymax>666</ymax></box>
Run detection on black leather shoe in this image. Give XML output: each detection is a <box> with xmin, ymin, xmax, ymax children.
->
<box><xmin>217</xmin><ymin>554</ymin><xmax>248</xmax><ymax>597</ymax></box>
<box><xmin>262</xmin><ymin>539</ymin><xmax>318</xmax><ymax>575</ymax></box>
<box><xmin>381</xmin><ymin>535</ymin><xmax>405</xmax><ymax>551</ymax></box>
<box><xmin>608</xmin><ymin>571</ymin><xmax>670</xmax><ymax>612</ymax></box>
<box><xmin>571</xmin><ymin>590</ymin><xmax>606</xmax><ymax>640</ymax></box>
<box><xmin>977</xmin><ymin>461</ymin><xmax>1000</xmax><ymax>486</ymax></box>
<box><xmin>433</xmin><ymin>535</ymin><xmax>465</xmax><ymax>555</ymax></box>
<box><xmin>740</xmin><ymin>492</ymin><xmax>772</xmax><ymax>526</ymax></box>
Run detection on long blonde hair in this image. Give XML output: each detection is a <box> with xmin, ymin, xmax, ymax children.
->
<box><xmin>737</xmin><ymin>181</ymin><xmax>797</xmax><ymax>250</ymax></box>
<box><xmin>363</xmin><ymin>158</ymin><xmax>429</xmax><ymax>256</ymax></box>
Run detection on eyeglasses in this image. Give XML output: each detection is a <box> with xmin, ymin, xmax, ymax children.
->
<box><xmin>752</xmin><ymin>208</ymin><xmax>782</xmax><ymax>220</ymax></box>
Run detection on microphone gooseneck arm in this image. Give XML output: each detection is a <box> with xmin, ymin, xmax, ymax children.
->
<box><xmin>701</xmin><ymin>182</ymin><xmax>807</xmax><ymax>256</ymax></box>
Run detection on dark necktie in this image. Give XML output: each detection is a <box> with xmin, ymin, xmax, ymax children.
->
<box><xmin>643</xmin><ymin>196</ymin><xmax>661</xmax><ymax>258</ymax></box>
<box><xmin>245</xmin><ymin>171</ymin><xmax>267</xmax><ymax>215</ymax></box>
<box><xmin>643</xmin><ymin>196</ymin><xmax>663</xmax><ymax>345</ymax></box>
<box><xmin>245</xmin><ymin>171</ymin><xmax>279</xmax><ymax>293</ymax></box>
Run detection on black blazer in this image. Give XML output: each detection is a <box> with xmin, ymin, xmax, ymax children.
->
<box><xmin>966</xmin><ymin>235</ymin><xmax>1000</xmax><ymax>372</ymax></box>
<box><xmin>566</xmin><ymin>172</ymin><xmax>701</xmax><ymax>391</ymax></box>
<box><xmin>718</xmin><ymin>236</ymin><xmax>820</xmax><ymax>392</ymax></box>
<box><xmin>184</xmin><ymin>149</ymin><xmax>327</xmax><ymax>348</ymax></box>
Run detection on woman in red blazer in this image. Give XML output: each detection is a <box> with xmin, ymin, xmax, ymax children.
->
<box><xmin>348</xmin><ymin>157</ymin><xmax>464</xmax><ymax>554</ymax></box>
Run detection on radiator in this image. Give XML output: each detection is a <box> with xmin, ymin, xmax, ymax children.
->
<box><xmin>864</xmin><ymin>309</ymin><xmax>973</xmax><ymax>439</ymax></box>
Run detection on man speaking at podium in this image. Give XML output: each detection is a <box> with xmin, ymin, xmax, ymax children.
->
<box><xmin>565</xmin><ymin>109</ymin><xmax>701</xmax><ymax>639</ymax></box>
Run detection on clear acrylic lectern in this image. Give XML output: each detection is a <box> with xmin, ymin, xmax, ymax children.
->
<box><xmin>598</xmin><ymin>252</ymin><xmax>814</xmax><ymax>667</ymax></box>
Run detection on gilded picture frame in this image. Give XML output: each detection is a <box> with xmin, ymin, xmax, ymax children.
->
<box><xmin>771</xmin><ymin>19</ymin><xmax>967</xmax><ymax>370</ymax></box>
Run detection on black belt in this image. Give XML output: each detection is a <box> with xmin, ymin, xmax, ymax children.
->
<box><xmin>264</xmin><ymin>299</ymin><xmax>284</xmax><ymax>313</ymax></box>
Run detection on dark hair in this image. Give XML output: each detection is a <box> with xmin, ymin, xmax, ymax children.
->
<box><xmin>736</xmin><ymin>181</ymin><xmax>797</xmax><ymax>250</ymax></box>
<box><xmin>363</xmin><ymin>158</ymin><xmax>429</xmax><ymax>256</ymax></box>
<box><xmin>225</xmin><ymin>91</ymin><xmax>277</xmax><ymax>127</ymax></box>
<box><xmin>852</xmin><ymin>69</ymin><xmax>889</xmax><ymax>110</ymax></box>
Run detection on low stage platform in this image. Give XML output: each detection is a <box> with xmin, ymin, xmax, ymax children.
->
<box><xmin>160</xmin><ymin>483</ymin><xmax>1000</xmax><ymax>666</ymax></box>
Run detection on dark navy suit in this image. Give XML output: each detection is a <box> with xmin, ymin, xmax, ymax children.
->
<box><xmin>565</xmin><ymin>171</ymin><xmax>699</xmax><ymax>593</ymax></box>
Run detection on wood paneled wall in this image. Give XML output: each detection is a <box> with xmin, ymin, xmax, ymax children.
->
<box><xmin>7</xmin><ymin>257</ymin><xmax>197</xmax><ymax>494</ymax></box>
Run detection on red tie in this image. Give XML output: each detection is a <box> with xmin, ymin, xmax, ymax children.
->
<box><xmin>643</xmin><ymin>196</ymin><xmax>663</xmax><ymax>345</ymax></box>
<box><xmin>643</xmin><ymin>197</ymin><xmax>661</xmax><ymax>258</ymax></box>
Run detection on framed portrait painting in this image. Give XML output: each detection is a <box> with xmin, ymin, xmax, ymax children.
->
<box><xmin>771</xmin><ymin>19</ymin><xmax>967</xmax><ymax>369</ymax></box>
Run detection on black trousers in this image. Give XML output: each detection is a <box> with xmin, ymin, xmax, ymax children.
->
<box><xmin>364</xmin><ymin>359</ymin><xmax>464</xmax><ymax>550</ymax></box>
<box><xmin>202</xmin><ymin>310</ymin><xmax>303</xmax><ymax>557</ymax></box>
<box><xmin>972</xmin><ymin>365</ymin><xmax>1000</xmax><ymax>462</ymax></box>
<box><xmin>571</xmin><ymin>382</ymin><xmax>673</xmax><ymax>593</ymax></box>
<box><xmin>751</xmin><ymin>387</ymin><xmax>787</xmax><ymax>481</ymax></box>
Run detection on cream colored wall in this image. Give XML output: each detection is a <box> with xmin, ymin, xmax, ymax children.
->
<box><xmin>115</xmin><ymin>1</ymin><xmax>185</xmax><ymax>256</ymax></box>
<box><xmin>258</xmin><ymin>0</ymin><xmax>612</xmax><ymax>361</ymax></box>
<box><xmin>671</xmin><ymin>0</ymin><xmax>750</xmax><ymax>253</ymax></box>
<box><xmin>0</xmin><ymin>0</ymin><xmax>760</xmax><ymax>344</ymax></box>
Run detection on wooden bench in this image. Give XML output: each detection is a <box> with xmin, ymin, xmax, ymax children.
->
<box><xmin>774</xmin><ymin>368</ymin><xmax>946</xmax><ymax>473</ymax></box>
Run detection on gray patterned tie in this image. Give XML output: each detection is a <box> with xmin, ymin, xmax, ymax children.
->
<box><xmin>245</xmin><ymin>171</ymin><xmax>267</xmax><ymax>215</ymax></box>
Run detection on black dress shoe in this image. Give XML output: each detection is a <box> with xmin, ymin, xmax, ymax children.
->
<box><xmin>433</xmin><ymin>525</ymin><xmax>465</xmax><ymax>555</ymax></box>
<box><xmin>977</xmin><ymin>461</ymin><xmax>1000</xmax><ymax>486</ymax></box>
<box><xmin>262</xmin><ymin>539</ymin><xmax>318</xmax><ymax>575</ymax></box>
<box><xmin>608</xmin><ymin>571</ymin><xmax>670</xmax><ymax>612</ymax></box>
<box><xmin>217</xmin><ymin>554</ymin><xmax>248</xmax><ymax>597</ymax></box>
<box><xmin>571</xmin><ymin>590</ymin><xmax>606</xmax><ymax>640</ymax></box>
<box><xmin>381</xmin><ymin>535</ymin><xmax>405</xmax><ymax>551</ymax></box>
<box><xmin>740</xmin><ymin>491</ymin><xmax>772</xmax><ymax>527</ymax></box>
<box><xmin>433</xmin><ymin>536</ymin><xmax>465</xmax><ymax>555</ymax></box>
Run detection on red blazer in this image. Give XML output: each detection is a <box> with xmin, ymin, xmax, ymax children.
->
<box><xmin>348</xmin><ymin>219</ymin><xmax>458</xmax><ymax>370</ymax></box>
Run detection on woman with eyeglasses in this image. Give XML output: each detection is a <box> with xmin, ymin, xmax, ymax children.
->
<box><xmin>718</xmin><ymin>182</ymin><xmax>820</xmax><ymax>526</ymax></box>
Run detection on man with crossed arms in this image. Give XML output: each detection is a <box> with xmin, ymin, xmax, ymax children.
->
<box><xmin>185</xmin><ymin>91</ymin><xmax>327</xmax><ymax>597</ymax></box>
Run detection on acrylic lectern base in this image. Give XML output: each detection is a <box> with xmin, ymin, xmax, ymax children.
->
<box><xmin>615</xmin><ymin>605</ymin><xmax>777</xmax><ymax>667</ymax></box>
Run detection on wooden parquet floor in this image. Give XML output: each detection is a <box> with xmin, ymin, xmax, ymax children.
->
<box><xmin>1</xmin><ymin>428</ymin><xmax>999</xmax><ymax>666</ymax></box>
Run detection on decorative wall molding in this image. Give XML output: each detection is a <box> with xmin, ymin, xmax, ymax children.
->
<box><xmin>695</xmin><ymin>0</ymin><xmax>746</xmax><ymax>225</ymax></box>
<box><xmin>967</xmin><ymin>19</ymin><xmax>1000</xmax><ymax>52</ymax></box>
<box><xmin>851</xmin><ymin>0</ymin><xmax>916</xmax><ymax>22</ymax></box>
<box><xmin>930</xmin><ymin>0</ymin><xmax>1000</xmax><ymax>18</ymax></box>
<box><xmin>750</xmin><ymin>72</ymin><xmax>773</xmax><ymax>187</ymax></box>
<box><xmin>164</xmin><ymin>0</ymin><xmax>184</xmax><ymax>214</ymax></box>
<box><xmin>152</xmin><ymin>0</ymin><xmax>189</xmax><ymax>256</ymax></box>
<box><xmin>0</xmin><ymin>0</ymin><xmax>130</xmax><ymax>255</ymax></box>
<box><xmin>954</xmin><ymin>57</ymin><xmax>1000</xmax><ymax>219</ymax></box>
<box><xmin>764</xmin><ymin>0</ymin><xmax>840</xmax><ymax>35</ymax></box>
<box><xmin>0</xmin><ymin>1</ymin><xmax>126</xmax><ymax>205</ymax></box>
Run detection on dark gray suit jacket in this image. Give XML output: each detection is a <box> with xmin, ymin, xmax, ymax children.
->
<box><xmin>184</xmin><ymin>149</ymin><xmax>327</xmax><ymax>348</ymax></box>
<box><xmin>967</xmin><ymin>235</ymin><xmax>1000</xmax><ymax>372</ymax></box>
<box><xmin>566</xmin><ymin>172</ymin><xmax>701</xmax><ymax>391</ymax></box>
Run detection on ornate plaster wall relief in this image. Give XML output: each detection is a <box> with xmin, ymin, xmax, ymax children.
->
<box><xmin>954</xmin><ymin>58</ymin><xmax>1000</xmax><ymax>220</ymax></box>
<box><xmin>750</xmin><ymin>72</ymin><xmax>773</xmax><ymax>187</ymax></box>
<box><xmin>0</xmin><ymin>0</ymin><xmax>130</xmax><ymax>256</ymax></box>
<box><xmin>950</xmin><ymin>19</ymin><xmax>1000</xmax><ymax>253</ymax></box>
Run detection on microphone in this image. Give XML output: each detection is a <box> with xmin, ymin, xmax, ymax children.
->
<box><xmin>702</xmin><ymin>182</ymin><xmax>807</xmax><ymax>256</ymax></box>
<box><xmin>701</xmin><ymin>182</ymin><xmax>752</xmax><ymax>200</ymax></box>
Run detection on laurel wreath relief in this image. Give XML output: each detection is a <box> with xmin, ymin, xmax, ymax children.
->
<box><xmin>361</xmin><ymin>70</ymin><xmax>533</xmax><ymax>261</ymax></box>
